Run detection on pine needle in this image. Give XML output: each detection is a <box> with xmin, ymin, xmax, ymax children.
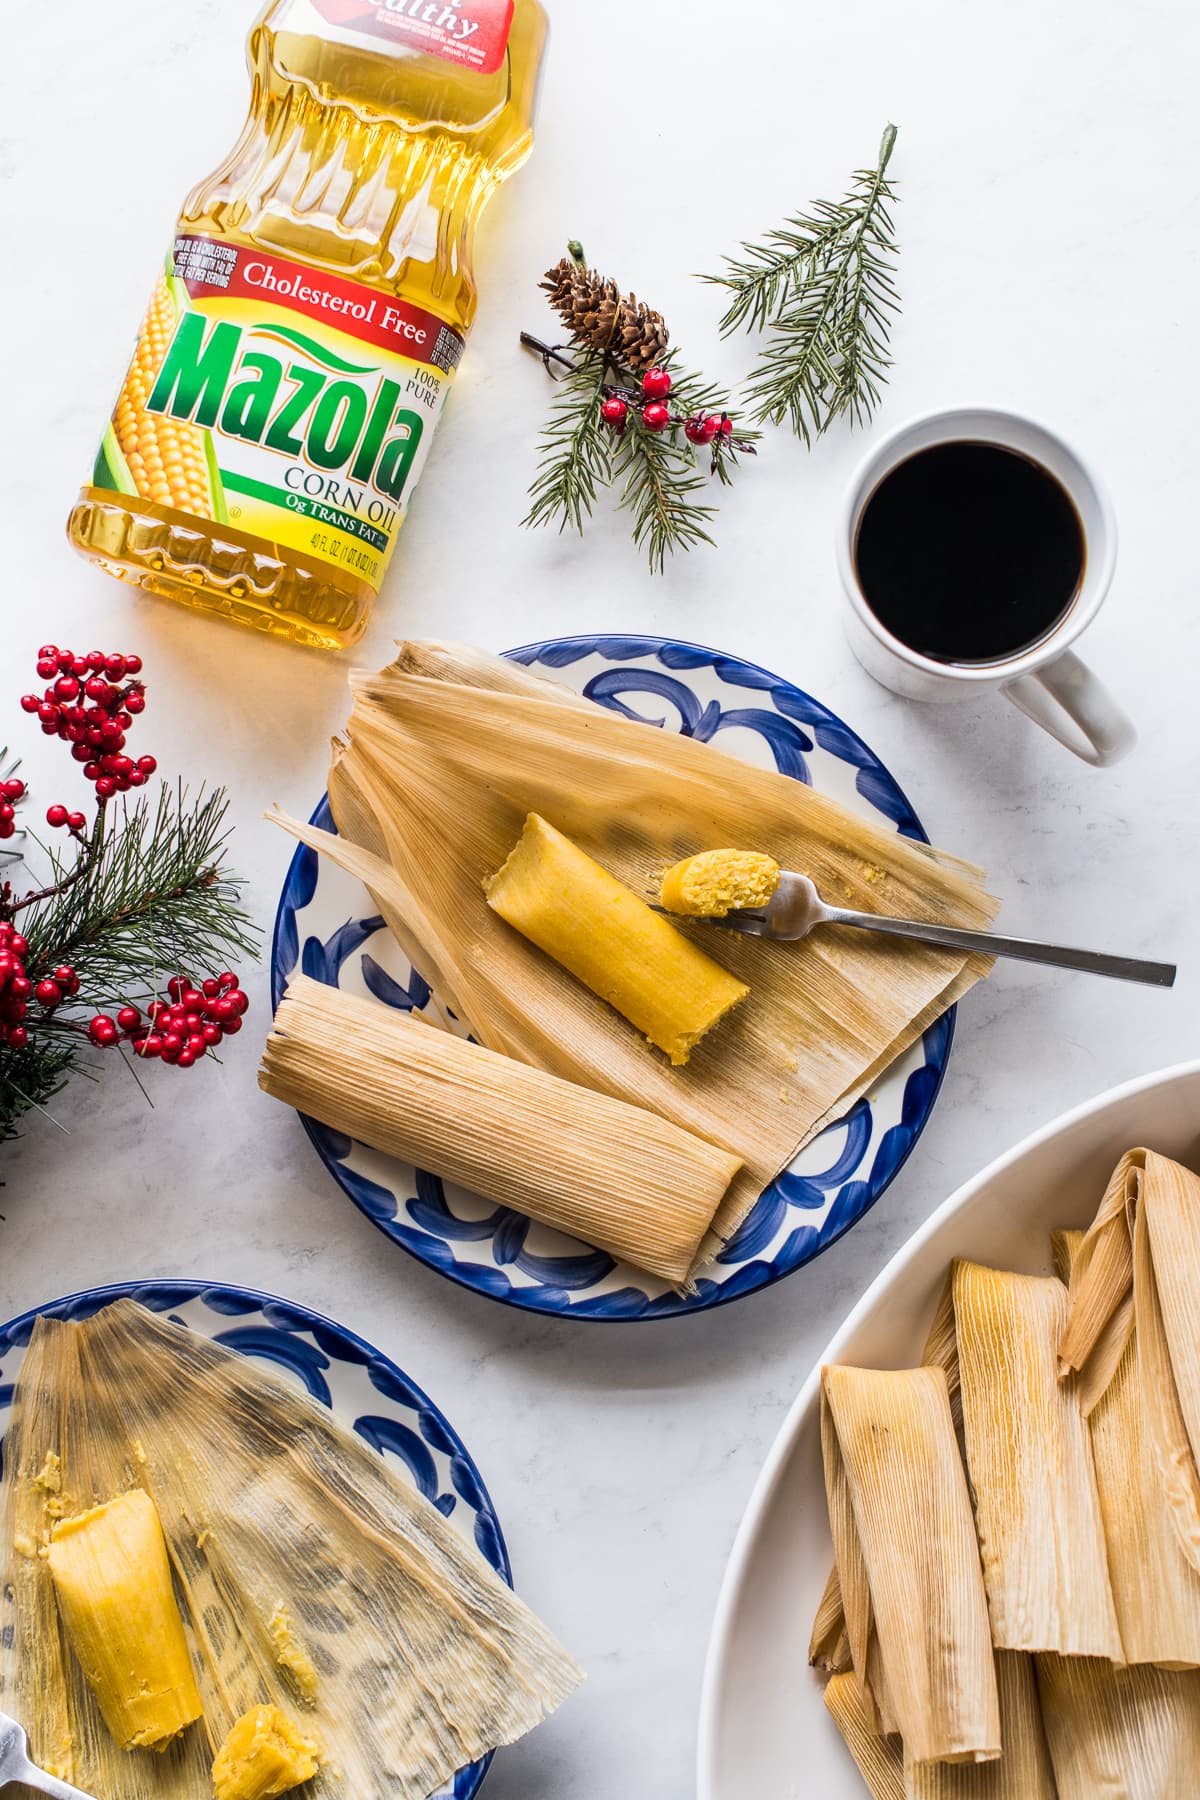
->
<box><xmin>706</xmin><ymin>123</ymin><xmax>901</xmax><ymax>444</ymax></box>
<box><xmin>522</xmin><ymin>348</ymin><xmax>613</xmax><ymax>536</ymax></box>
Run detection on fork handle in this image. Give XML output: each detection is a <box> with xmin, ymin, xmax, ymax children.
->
<box><xmin>825</xmin><ymin>907</ymin><xmax>1177</xmax><ymax>988</ymax></box>
<box><xmin>14</xmin><ymin>1764</ymin><xmax>99</xmax><ymax>1800</ymax></box>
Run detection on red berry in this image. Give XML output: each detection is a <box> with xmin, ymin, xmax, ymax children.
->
<box><xmin>136</xmin><ymin>755</ymin><xmax>157</xmax><ymax>775</ymax></box>
<box><xmin>124</xmin><ymin>692</ymin><xmax>145</xmax><ymax>715</ymax></box>
<box><xmin>35</xmin><ymin>979</ymin><xmax>63</xmax><ymax>1008</ymax></box>
<box><xmin>8</xmin><ymin>1027</ymin><xmax>27</xmax><ymax>1050</ymax></box>
<box><xmin>85</xmin><ymin>650</ymin><xmax>106</xmax><ymax>671</ymax></box>
<box><xmin>46</xmin><ymin>805</ymin><xmax>68</xmax><ymax>828</ymax></box>
<box><xmin>161</xmin><ymin>1030</ymin><xmax>184</xmax><ymax>1055</ymax></box>
<box><xmin>218</xmin><ymin>972</ymin><xmax>237</xmax><ymax>990</ymax></box>
<box><xmin>167</xmin><ymin>976</ymin><xmax>185</xmax><ymax>1001</ymax></box>
<box><xmin>684</xmin><ymin>413</ymin><xmax>720</xmax><ymax>445</ymax></box>
<box><xmin>124</xmin><ymin>654</ymin><xmax>143</xmax><ymax>675</ymax></box>
<box><xmin>104</xmin><ymin>654</ymin><xmax>127</xmax><ymax>679</ymax></box>
<box><xmin>641</xmin><ymin>402</ymin><xmax>672</xmax><ymax>433</ymax></box>
<box><xmin>9</xmin><ymin>934</ymin><xmax>27</xmax><ymax>958</ymax></box>
<box><xmin>714</xmin><ymin>414</ymin><xmax>734</xmax><ymax>439</ymax></box>
<box><xmin>642</xmin><ymin>366</ymin><xmax>673</xmax><ymax>400</ymax></box>
<box><xmin>222</xmin><ymin>1015</ymin><xmax>243</xmax><ymax>1035</ymax></box>
<box><xmin>88</xmin><ymin>1014</ymin><xmax>118</xmax><ymax>1047</ymax></box>
<box><xmin>67</xmin><ymin>811</ymin><xmax>86</xmax><ymax>832</ymax></box>
<box><xmin>176</xmin><ymin>1048</ymin><xmax>197</xmax><ymax>1068</ymax></box>
<box><xmin>202</xmin><ymin>1022</ymin><xmax>222</xmax><ymax>1046</ymax></box>
<box><xmin>84</xmin><ymin>677</ymin><xmax>111</xmax><ymax>703</ymax></box>
<box><xmin>53</xmin><ymin>675</ymin><xmax>80</xmax><ymax>701</ymax></box>
<box><xmin>3</xmin><ymin>779</ymin><xmax>24</xmax><ymax>801</ymax></box>
<box><xmin>37</xmin><ymin>645</ymin><xmax>59</xmax><ymax>661</ymax></box>
<box><xmin>0</xmin><ymin>822</ymin><xmax>13</xmax><ymax>840</ymax></box>
<box><xmin>94</xmin><ymin>777</ymin><xmax>116</xmax><ymax>799</ymax></box>
<box><xmin>202</xmin><ymin>978</ymin><xmax>220</xmax><ymax>998</ymax></box>
<box><xmin>54</xmin><ymin>965</ymin><xmax>79</xmax><ymax>994</ymax></box>
<box><xmin>37</xmin><ymin>702</ymin><xmax>58</xmax><ymax>725</ymax></box>
<box><xmin>10</xmin><ymin>976</ymin><xmax>31</xmax><ymax>1001</ymax></box>
<box><xmin>36</xmin><ymin>659</ymin><xmax>57</xmax><ymax>681</ymax></box>
<box><xmin>600</xmin><ymin>396</ymin><xmax>628</xmax><ymax>426</ymax></box>
<box><xmin>135</xmin><ymin>1033</ymin><xmax>163</xmax><ymax>1058</ymax></box>
<box><xmin>117</xmin><ymin>1005</ymin><xmax>142</xmax><ymax>1033</ymax></box>
<box><xmin>20</xmin><ymin>694</ymin><xmax>39</xmax><ymax>713</ymax></box>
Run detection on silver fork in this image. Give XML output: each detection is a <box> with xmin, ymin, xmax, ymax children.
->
<box><xmin>0</xmin><ymin>1712</ymin><xmax>98</xmax><ymax>1798</ymax></box>
<box><xmin>678</xmin><ymin>872</ymin><xmax>1177</xmax><ymax>988</ymax></box>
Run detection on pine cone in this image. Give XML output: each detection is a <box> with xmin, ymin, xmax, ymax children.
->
<box><xmin>540</xmin><ymin>256</ymin><xmax>669</xmax><ymax>373</ymax></box>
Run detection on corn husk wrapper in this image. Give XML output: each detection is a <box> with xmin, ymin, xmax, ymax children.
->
<box><xmin>821</xmin><ymin>1364</ymin><xmax>1000</xmax><ymax>1764</ymax></box>
<box><xmin>1055</xmin><ymin>1213</ymin><xmax>1200</xmax><ymax>1666</ymax></box>
<box><xmin>824</xmin><ymin>1670</ymin><xmax>905</xmax><ymax>1799</ymax></box>
<box><xmin>0</xmin><ymin>1301</ymin><xmax>580</xmax><ymax>1799</ymax></box>
<box><xmin>1035</xmin><ymin>1653</ymin><xmax>1200</xmax><ymax>1799</ymax></box>
<box><xmin>260</xmin><ymin>976</ymin><xmax>742</xmax><ymax>1286</ymax></box>
<box><xmin>952</xmin><ymin>1259</ymin><xmax>1121</xmax><ymax>1658</ymax></box>
<box><xmin>905</xmin><ymin>1652</ymin><xmax>1055</xmax><ymax>1799</ymax></box>
<box><xmin>1059</xmin><ymin>1148</ymin><xmax>1200</xmax><ymax>1579</ymax></box>
<box><xmin>810</xmin><ymin>1275</ymin><xmax>964</xmax><ymax>1675</ymax></box>
<box><xmin>270</xmin><ymin>641</ymin><xmax>997</xmax><ymax>1274</ymax></box>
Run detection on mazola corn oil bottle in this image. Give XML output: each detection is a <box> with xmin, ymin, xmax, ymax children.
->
<box><xmin>67</xmin><ymin>0</ymin><xmax>548</xmax><ymax>649</ymax></box>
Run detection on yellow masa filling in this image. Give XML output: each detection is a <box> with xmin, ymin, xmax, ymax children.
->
<box><xmin>659</xmin><ymin>849</ymin><xmax>781</xmax><ymax>918</ymax></box>
<box><xmin>213</xmin><ymin>1704</ymin><xmax>318</xmax><ymax>1800</ymax></box>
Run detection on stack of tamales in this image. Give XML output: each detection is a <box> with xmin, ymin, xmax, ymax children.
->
<box><xmin>813</xmin><ymin>1147</ymin><xmax>1200</xmax><ymax>1797</ymax></box>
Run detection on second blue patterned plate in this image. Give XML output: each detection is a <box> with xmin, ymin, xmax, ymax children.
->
<box><xmin>0</xmin><ymin>1281</ymin><xmax>507</xmax><ymax>1799</ymax></box>
<box><xmin>272</xmin><ymin>635</ymin><xmax>954</xmax><ymax>1321</ymax></box>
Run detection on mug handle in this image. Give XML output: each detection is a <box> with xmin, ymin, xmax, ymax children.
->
<box><xmin>1003</xmin><ymin>649</ymin><xmax>1136</xmax><ymax>767</ymax></box>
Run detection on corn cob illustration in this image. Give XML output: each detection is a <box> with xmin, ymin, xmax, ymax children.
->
<box><xmin>113</xmin><ymin>273</ymin><xmax>214</xmax><ymax>517</ymax></box>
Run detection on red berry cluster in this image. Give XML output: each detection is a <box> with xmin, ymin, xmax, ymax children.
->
<box><xmin>20</xmin><ymin>646</ymin><xmax>155</xmax><ymax>808</ymax></box>
<box><xmin>87</xmin><ymin>973</ymin><xmax>248</xmax><ymax>1069</ymax></box>
<box><xmin>598</xmin><ymin>366</ymin><xmax>736</xmax><ymax>446</ymax></box>
<box><xmin>0</xmin><ymin>776</ymin><xmax>26</xmax><ymax>842</ymax></box>
<box><xmin>0</xmin><ymin>922</ymin><xmax>32</xmax><ymax>1049</ymax></box>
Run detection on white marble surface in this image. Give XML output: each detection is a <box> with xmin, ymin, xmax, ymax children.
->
<box><xmin>3</xmin><ymin>2</ymin><xmax>1199</xmax><ymax>1794</ymax></box>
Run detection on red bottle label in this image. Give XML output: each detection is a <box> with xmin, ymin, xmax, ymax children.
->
<box><xmin>310</xmin><ymin>0</ymin><xmax>515</xmax><ymax>74</ymax></box>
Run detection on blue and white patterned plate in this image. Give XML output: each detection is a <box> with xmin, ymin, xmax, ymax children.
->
<box><xmin>272</xmin><ymin>635</ymin><xmax>955</xmax><ymax>1321</ymax></box>
<box><xmin>0</xmin><ymin>1280</ymin><xmax>507</xmax><ymax>1799</ymax></box>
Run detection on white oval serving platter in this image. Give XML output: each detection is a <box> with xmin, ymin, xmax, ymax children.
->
<box><xmin>697</xmin><ymin>1059</ymin><xmax>1200</xmax><ymax>1800</ymax></box>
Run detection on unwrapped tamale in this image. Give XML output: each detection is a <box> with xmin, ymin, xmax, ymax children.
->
<box><xmin>0</xmin><ymin>1301</ymin><xmax>581</xmax><ymax>1800</ymax></box>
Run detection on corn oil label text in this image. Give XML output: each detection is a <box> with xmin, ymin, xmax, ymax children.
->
<box><xmin>309</xmin><ymin>0</ymin><xmax>514</xmax><ymax>73</ymax></box>
<box><xmin>93</xmin><ymin>234</ymin><xmax>464</xmax><ymax>596</ymax></box>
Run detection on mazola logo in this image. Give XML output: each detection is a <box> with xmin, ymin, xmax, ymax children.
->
<box><xmin>146</xmin><ymin>313</ymin><xmax>425</xmax><ymax>503</ymax></box>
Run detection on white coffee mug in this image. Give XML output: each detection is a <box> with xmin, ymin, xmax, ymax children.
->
<box><xmin>838</xmin><ymin>407</ymin><xmax>1135</xmax><ymax>766</ymax></box>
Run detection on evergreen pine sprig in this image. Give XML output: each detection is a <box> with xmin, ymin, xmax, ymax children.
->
<box><xmin>521</xmin><ymin>245</ymin><xmax>756</xmax><ymax>572</ymax></box>
<box><xmin>522</xmin><ymin>347</ymin><xmax>613</xmax><ymax>537</ymax></box>
<box><xmin>0</xmin><ymin>646</ymin><xmax>259</xmax><ymax>1144</ymax></box>
<box><xmin>706</xmin><ymin>124</ymin><xmax>901</xmax><ymax>444</ymax></box>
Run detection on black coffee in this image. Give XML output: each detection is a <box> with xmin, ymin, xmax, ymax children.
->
<box><xmin>854</xmin><ymin>441</ymin><xmax>1085</xmax><ymax>664</ymax></box>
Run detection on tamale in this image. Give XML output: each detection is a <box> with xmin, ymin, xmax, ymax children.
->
<box><xmin>260</xmin><ymin>975</ymin><xmax>742</xmax><ymax>1287</ymax></box>
<box><xmin>1055</xmin><ymin>1218</ymin><xmax>1200</xmax><ymax>1666</ymax></box>
<box><xmin>821</xmin><ymin>1365</ymin><xmax>1000</xmax><ymax>1764</ymax></box>
<box><xmin>47</xmin><ymin>1490</ymin><xmax>203</xmax><ymax>1752</ymax></box>
<box><xmin>212</xmin><ymin>1706</ymin><xmax>318</xmax><ymax>1800</ymax></box>
<box><xmin>906</xmin><ymin>1652</ymin><xmax>1055</xmax><ymax>1799</ymax></box>
<box><xmin>952</xmin><ymin>1259</ymin><xmax>1121</xmax><ymax>1658</ymax></box>
<box><xmin>810</xmin><ymin>1273</ymin><xmax>963</xmax><ymax>1680</ymax></box>
<box><xmin>824</xmin><ymin>1671</ymin><xmax>904</xmax><ymax>1800</ymax></box>
<box><xmin>809</xmin><ymin>1563</ymin><xmax>852</xmax><ymax>1674</ymax></box>
<box><xmin>1035</xmin><ymin>1653</ymin><xmax>1200</xmax><ymax>1800</ymax></box>
<box><xmin>485</xmin><ymin>813</ymin><xmax>748</xmax><ymax>1064</ymax></box>
<box><xmin>0</xmin><ymin>1301</ymin><xmax>581</xmax><ymax>1800</ymax></box>
<box><xmin>1060</xmin><ymin>1149</ymin><xmax>1200</xmax><ymax>1575</ymax></box>
<box><xmin>659</xmin><ymin>849</ymin><xmax>781</xmax><ymax>917</ymax></box>
<box><xmin>270</xmin><ymin>640</ymin><xmax>998</xmax><ymax>1272</ymax></box>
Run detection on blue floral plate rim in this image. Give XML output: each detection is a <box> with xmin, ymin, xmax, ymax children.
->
<box><xmin>270</xmin><ymin>633</ymin><xmax>956</xmax><ymax>1324</ymax></box>
<box><xmin>0</xmin><ymin>1277</ymin><xmax>509</xmax><ymax>1799</ymax></box>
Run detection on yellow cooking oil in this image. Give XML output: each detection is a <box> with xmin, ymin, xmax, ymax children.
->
<box><xmin>67</xmin><ymin>0</ymin><xmax>548</xmax><ymax>650</ymax></box>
